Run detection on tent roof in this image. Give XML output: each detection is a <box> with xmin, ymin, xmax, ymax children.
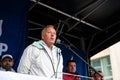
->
<box><xmin>28</xmin><ymin>0</ymin><xmax>120</xmax><ymax>57</ymax></box>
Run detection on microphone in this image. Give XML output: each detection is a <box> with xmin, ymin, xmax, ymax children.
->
<box><xmin>56</xmin><ymin>38</ymin><xmax>70</xmax><ymax>49</ymax></box>
<box><xmin>56</xmin><ymin>38</ymin><xmax>61</xmax><ymax>44</ymax></box>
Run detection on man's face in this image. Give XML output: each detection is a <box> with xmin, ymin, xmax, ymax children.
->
<box><xmin>42</xmin><ymin>27</ymin><xmax>56</xmax><ymax>45</ymax></box>
<box><xmin>1</xmin><ymin>57</ymin><xmax>14</xmax><ymax>71</ymax></box>
<box><xmin>67</xmin><ymin>62</ymin><xmax>76</xmax><ymax>73</ymax></box>
<box><xmin>95</xmin><ymin>73</ymin><xmax>104</xmax><ymax>80</ymax></box>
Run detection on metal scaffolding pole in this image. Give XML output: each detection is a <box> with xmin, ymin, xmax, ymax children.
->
<box><xmin>31</xmin><ymin>0</ymin><xmax>103</xmax><ymax>31</ymax></box>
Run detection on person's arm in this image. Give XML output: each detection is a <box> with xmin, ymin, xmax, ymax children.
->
<box><xmin>17</xmin><ymin>45</ymin><xmax>33</xmax><ymax>74</ymax></box>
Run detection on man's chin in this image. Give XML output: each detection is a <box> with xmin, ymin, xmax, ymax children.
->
<box><xmin>50</xmin><ymin>41</ymin><xmax>55</xmax><ymax>44</ymax></box>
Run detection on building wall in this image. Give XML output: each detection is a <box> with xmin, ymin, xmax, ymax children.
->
<box><xmin>91</xmin><ymin>41</ymin><xmax>120</xmax><ymax>80</ymax></box>
<box><xmin>109</xmin><ymin>41</ymin><xmax>120</xmax><ymax>80</ymax></box>
<box><xmin>91</xmin><ymin>48</ymin><xmax>110</xmax><ymax>60</ymax></box>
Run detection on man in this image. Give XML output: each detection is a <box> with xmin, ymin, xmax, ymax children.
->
<box><xmin>17</xmin><ymin>25</ymin><xmax>63</xmax><ymax>79</ymax></box>
<box><xmin>0</xmin><ymin>54</ymin><xmax>15</xmax><ymax>72</ymax></box>
<box><xmin>93</xmin><ymin>71</ymin><xmax>104</xmax><ymax>80</ymax></box>
<box><xmin>63</xmin><ymin>60</ymin><xmax>80</xmax><ymax>80</ymax></box>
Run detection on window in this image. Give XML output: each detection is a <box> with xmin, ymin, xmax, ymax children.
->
<box><xmin>91</xmin><ymin>56</ymin><xmax>113</xmax><ymax>80</ymax></box>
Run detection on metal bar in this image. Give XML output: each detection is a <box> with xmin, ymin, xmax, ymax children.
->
<box><xmin>28</xmin><ymin>36</ymin><xmax>39</xmax><ymax>40</ymax></box>
<box><xmin>64</xmin><ymin>0</ymin><xmax>102</xmax><ymax>22</ymax></box>
<box><xmin>81</xmin><ymin>0</ymin><xmax>107</xmax><ymax>20</ymax></box>
<box><xmin>56</xmin><ymin>20</ymin><xmax>61</xmax><ymax>33</ymax></box>
<box><xmin>62</xmin><ymin>72</ymin><xmax>93</xmax><ymax>79</ymax></box>
<box><xmin>89</xmin><ymin>29</ymin><xmax>120</xmax><ymax>53</ymax></box>
<box><xmin>64</xmin><ymin>33</ymin><xmax>81</xmax><ymax>40</ymax></box>
<box><xmin>28</xmin><ymin>28</ymin><xmax>43</xmax><ymax>30</ymax></box>
<box><xmin>60</xmin><ymin>40</ymin><xmax>99</xmax><ymax>77</ymax></box>
<box><xmin>61</xmin><ymin>36</ymin><xmax>78</xmax><ymax>50</ymax></box>
<box><xmin>31</xmin><ymin>0</ymin><xmax>103</xmax><ymax>31</ymax></box>
<box><xmin>87</xmin><ymin>35</ymin><xmax>95</xmax><ymax>53</ymax></box>
<box><xmin>28</xmin><ymin>20</ymin><xmax>45</xmax><ymax>27</ymax></box>
<box><xmin>75</xmin><ymin>0</ymin><xmax>105</xmax><ymax>16</ymax></box>
<box><xmin>58</xmin><ymin>24</ymin><xmax>64</xmax><ymax>36</ymax></box>
<box><xmin>66</xmin><ymin>0</ymin><xmax>105</xmax><ymax>32</ymax></box>
<box><xmin>29</xmin><ymin>0</ymin><xmax>41</xmax><ymax>11</ymax></box>
<box><xmin>67</xmin><ymin>22</ymin><xmax>80</xmax><ymax>31</ymax></box>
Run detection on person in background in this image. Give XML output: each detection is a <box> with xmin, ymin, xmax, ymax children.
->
<box><xmin>63</xmin><ymin>60</ymin><xmax>80</xmax><ymax>80</ymax></box>
<box><xmin>17</xmin><ymin>25</ymin><xmax>63</xmax><ymax>79</ymax></box>
<box><xmin>93</xmin><ymin>71</ymin><xmax>104</xmax><ymax>80</ymax></box>
<box><xmin>0</xmin><ymin>54</ymin><xmax>15</xmax><ymax>72</ymax></box>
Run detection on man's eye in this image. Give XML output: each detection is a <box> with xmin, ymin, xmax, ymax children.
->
<box><xmin>48</xmin><ymin>32</ymin><xmax>52</xmax><ymax>33</ymax></box>
<box><xmin>47</xmin><ymin>32</ymin><xmax>56</xmax><ymax>34</ymax></box>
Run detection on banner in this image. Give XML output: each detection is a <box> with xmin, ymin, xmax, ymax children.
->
<box><xmin>0</xmin><ymin>0</ymin><xmax>29</xmax><ymax>71</ymax></box>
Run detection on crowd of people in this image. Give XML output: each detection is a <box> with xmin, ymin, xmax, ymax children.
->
<box><xmin>0</xmin><ymin>25</ymin><xmax>104</xmax><ymax>80</ymax></box>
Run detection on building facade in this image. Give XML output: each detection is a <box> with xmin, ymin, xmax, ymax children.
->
<box><xmin>91</xmin><ymin>41</ymin><xmax>120</xmax><ymax>80</ymax></box>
